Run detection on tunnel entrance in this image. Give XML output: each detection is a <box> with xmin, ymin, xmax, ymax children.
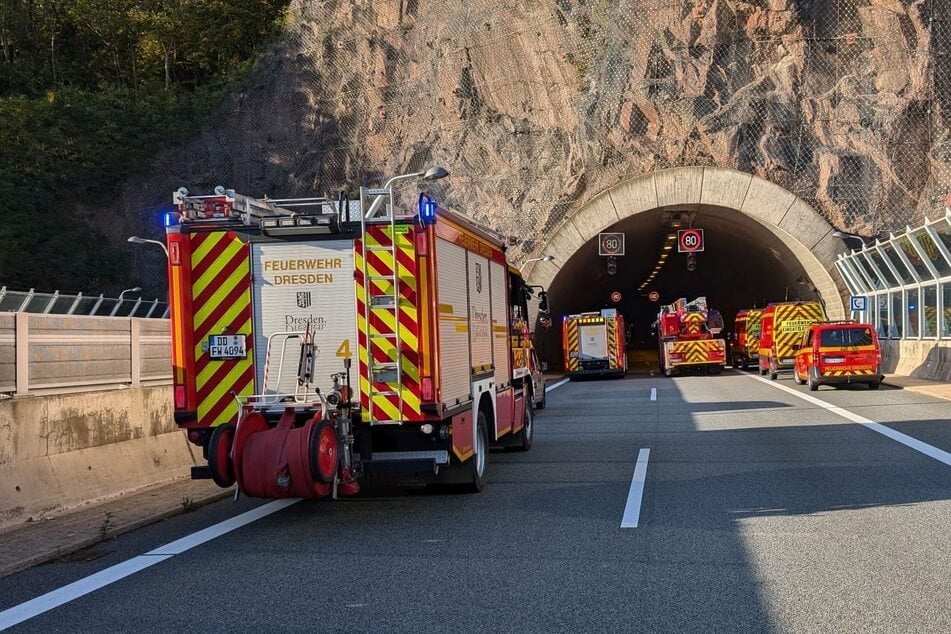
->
<box><xmin>524</xmin><ymin>167</ymin><xmax>849</xmax><ymax>370</ymax></box>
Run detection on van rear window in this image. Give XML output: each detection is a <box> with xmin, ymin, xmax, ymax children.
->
<box><xmin>820</xmin><ymin>327</ymin><xmax>873</xmax><ymax>347</ymax></box>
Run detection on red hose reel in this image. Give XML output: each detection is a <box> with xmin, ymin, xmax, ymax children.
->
<box><xmin>207</xmin><ymin>406</ymin><xmax>358</xmax><ymax>499</ymax></box>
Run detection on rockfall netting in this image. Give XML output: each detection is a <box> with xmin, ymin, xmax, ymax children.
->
<box><xmin>131</xmin><ymin>0</ymin><xmax>951</xmax><ymax>262</ymax></box>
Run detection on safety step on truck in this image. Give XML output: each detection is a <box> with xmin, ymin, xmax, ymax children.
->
<box><xmin>165</xmin><ymin>177</ymin><xmax>547</xmax><ymax>499</ymax></box>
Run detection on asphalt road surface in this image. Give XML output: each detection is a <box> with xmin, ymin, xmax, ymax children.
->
<box><xmin>1</xmin><ymin>370</ymin><xmax>949</xmax><ymax>632</ymax></box>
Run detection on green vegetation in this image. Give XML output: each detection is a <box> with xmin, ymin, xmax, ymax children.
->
<box><xmin>0</xmin><ymin>0</ymin><xmax>289</xmax><ymax>293</ymax></box>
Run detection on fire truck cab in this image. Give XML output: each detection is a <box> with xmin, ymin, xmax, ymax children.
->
<box><xmin>166</xmin><ymin>179</ymin><xmax>544</xmax><ymax>499</ymax></box>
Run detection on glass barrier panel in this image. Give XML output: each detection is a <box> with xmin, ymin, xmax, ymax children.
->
<box><xmin>922</xmin><ymin>284</ymin><xmax>938</xmax><ymax>338</ymax></box>
<box><xmin>943</xmin><ymin>281</ymin><xmax>951</xmax><ymax>338</ymax></box>
<box><xmin>859</xmin><ymin>252</ymin><xmax>887</xmax><ymax>290</ymax></box>
<box><xmin>875</xmin><ymin>294</ymin><xmax>888</xmax><ymax>338</ymax></box>
<box><xmin>912</xmin><ymin>228</ymin><xmax>950</xmax><ymax>277</ymax></box>
<box><xmin>890</xmin><ymin>291</ymin><xmax>903</xmax><ymax>338</ymax></box>
<box><xmin>882</xmin><ymin>242</ymin><xmax>916</xmax><ymax>284</ymax></box>
<box><xmin>896</xmin><ymin>235</ymin><xmax>929</xmax><ymax>280</ymax></box>
<box><xmin>905</xmin><ymin>286</ymin><xmax>920</xmax><ymax>337</ymax></box>
<box><xmin>868</xmin><ymin>249</ymin><xmax>899</xmax><ymax>287</ymax></box>
<box><xmin>932</xmin><ymin>219</ymin><xmax>951</xmax><ymax>262</ymax></box>
<box><xmin>836</xmin><ymin>258</ymin><xmax>868</xmax><ymax>295</ymax></box>
<box><xmin>846</xmin><ymin>255</ymin><xmax>877</xmax><ymax>291</ymax></box>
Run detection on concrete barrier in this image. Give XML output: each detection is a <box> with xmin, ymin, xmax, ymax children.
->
<box><xmin>0</xmin><ymin>385</ymin><xmax>199</xmax><ymax>530</ymax></box>
<box><xmin>881</xmin><ymin>340</ymin><xmax>951</xmax><ymax>381</ymax></box>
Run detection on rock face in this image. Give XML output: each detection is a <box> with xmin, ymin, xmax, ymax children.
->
<box><xmin>120</xmin><ymin>0</ymin><xmax>951</xmax><ymax>265</ymax></box>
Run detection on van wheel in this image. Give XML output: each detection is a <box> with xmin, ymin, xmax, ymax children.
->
<box><xmin>465</xmin><ymin>412</ymin><xmax>489</xmax><ymax>493</ymax></box>
<box><xmin>808</xmin><ymin>368</ymin><xmax>819</xmax><ymax>391</ymax></box>
<box><xmin>793</xmin><ymin>370</ymin><xmax>804</xmax><ymax>385</ymax></box>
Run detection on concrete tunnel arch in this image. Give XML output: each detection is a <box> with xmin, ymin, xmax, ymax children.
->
<box><xmin>523</xmin><ymin>167</ymin><xmax>850</xmax><ymax>363</ymax></box>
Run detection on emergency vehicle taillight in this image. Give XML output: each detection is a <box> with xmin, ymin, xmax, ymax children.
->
<box><xmin>174</xmin><ymin>385</ymin><xmax>187</xmax><ymax>409</ymax></box>
<box><xmin>168</xmin><ymin>241</ymin><xmax>181</xmax><ymax>266</ymax></box>
<box><xmin>421</xmin><ymin>377</ymin><xmax>434</xmax><ymax>401</ymax></box>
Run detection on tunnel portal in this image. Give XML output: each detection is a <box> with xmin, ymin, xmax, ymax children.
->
<box><xmin>524</xmin><ymin>168</ymin><xmax>849</xmax><ymax>369</ymax></box>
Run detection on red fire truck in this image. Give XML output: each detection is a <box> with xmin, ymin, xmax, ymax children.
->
<box><xmin>656</xmin><ymin>296</ymin><xmax>727</xmax><ymax>376</ymax></box>
<box><xmin>165</xmin><ymin>175</ymin><xmax>545</xmax><ymax>499</ymax></box>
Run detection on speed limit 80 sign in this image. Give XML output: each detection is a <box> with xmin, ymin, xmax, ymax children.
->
<box><xmin>678</xmin><ymin>229</ymin><xmax>704</xmax><ymax>253</ymax></box>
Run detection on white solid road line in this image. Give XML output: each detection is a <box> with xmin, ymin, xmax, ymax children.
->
<box><xmin>751</xmin><ymin>374</ymin><xmax>951</xmax><ymax>467</ymax></box>
<box><xmin>650</xmin><ymin>387</ymin><xmax>657</xmax><ymax>401</ymax></box>
<box><xmin>546</xmin><ymin>377</ymin><xmax>570</xmax><ymax>392</ymax></box>
<box><xmin>0</xmin><ymin>498</ymin><xmax>299</xmax><ymax>631</ymax></box>
<box><xmin>621</xmin><ymin>448</ymin><xmax>651</xmax><ymax>528</ymax></box>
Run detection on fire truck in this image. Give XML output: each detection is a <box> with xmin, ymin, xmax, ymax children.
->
<box><xmin>165</xmin><ymin>176</ymin><xmax>544</xmax><ymax>499</ymax></box>
<box><xmin>562</xmin><ymin>309</ymin><xmax>627</xmax><ymax>379</ymax></box>
<box><xmin>656</xmin><ymin>296</ymin><xmax>726</xmax><ymax>376</ymax></box>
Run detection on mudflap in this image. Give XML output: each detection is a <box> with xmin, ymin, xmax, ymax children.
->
<box><xmin>233</xmin><ymin>407</ymin><xmax>333</xmax><ymax>499</ymax></box>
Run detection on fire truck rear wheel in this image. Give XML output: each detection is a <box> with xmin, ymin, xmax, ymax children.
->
<box><xmin>207</xmin><ymin>424</ymin><xmax>236</xmax><ymax>488</ymax></box>
<box><xmin>465</xmin><ymin>412</ymin><xmax>489</xmax><ymax>493</ymax></box>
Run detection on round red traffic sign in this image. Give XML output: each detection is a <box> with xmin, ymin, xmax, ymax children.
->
<box><xmin>610</xmin><ymin>291</ymin><xmax>622</xmax><ymax>303</ymax></box>
<box><xmin>648</xmin><ymin>290</ymin><xmax>660</xmax><ymax>302</ymax></box>
<box><xmin>678</xmin><ymin>228</ymin><xmax>704</xmax><ymax>253</ymax></box>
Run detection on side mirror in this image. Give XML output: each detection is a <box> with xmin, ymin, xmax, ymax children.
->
<box><xmin>538</xmin><ymin>314</ymin><xmax>552</xmax><ymax>329</ymax></box>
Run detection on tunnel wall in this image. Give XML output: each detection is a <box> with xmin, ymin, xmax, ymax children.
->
<box><xmin>526</xmin><ymin>167</ymin><xmax>849</xmax><ymax>319</ymax></box>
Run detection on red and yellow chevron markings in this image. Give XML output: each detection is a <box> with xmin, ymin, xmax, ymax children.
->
<box><xmin>773</xmin><ymin>303</ymin><xmax>825</xmax><ymax>358</ymax></box>
<box><xmin>683</xmin><ymin>312</ymin><xmax>705</xmax><ymax>335</ymax></box>
<box><xmin>745</xmin><ymin>309</ymin><xmax>762</xmax><ymax>355</ymax></box>
<box><xmin>355</xmin><ymin>225</ymin><xmax>422</xmax><ymax>423</ymax></box>
<box><xmin>190</xmin><ymin>231</ymin><xmax>254</xmax><ymax>427</ymax></box>
<box><xmin>671</xmin><ymin>339</ymin><xmax>724</xmax><ymax>364</ymax></box>
<box><xmin>564</xmin><ymin>318</ymin><xmax>580</xmax><ymax>371</ymax></box>
<box><xmin>605</xmin><ymin>317</ymin><xmax>619</xmax><ymax>368</ymax></box>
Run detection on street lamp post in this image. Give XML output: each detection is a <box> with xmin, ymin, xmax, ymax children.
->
<box><xmin>523</xmin><ymin>254</ymin><xmax>555</xmax><ymax>265</ymax></box>
<box><xmin>111</xmin><ymin>286</ymin><xmax>142</xmax><ymax>317</ymax></box>
<box><xmin>127</xmin><ymin>236</ymin><xmax>169</xmax><ymax>258</ymax></box>
<box><xmin>364</xmin><ymin>166</ymin><xmax>450</xmax><ymax>219</ymax></box>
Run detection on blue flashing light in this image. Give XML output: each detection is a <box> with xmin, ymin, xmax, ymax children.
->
<box><xmin>418</xmin><ymin>193</ymin><xmax>437</xmax><ymax>225</ymax></box>
<box><xmin>162</xmin><ymin>211</ymin><xmax>180</xmax><ymax>227</ymax></box>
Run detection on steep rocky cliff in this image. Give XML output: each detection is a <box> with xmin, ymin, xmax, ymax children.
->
<box><xmin>119</xmin><ymin>0</ymin><xmax>951</xmax><ymax>270</ymax></box>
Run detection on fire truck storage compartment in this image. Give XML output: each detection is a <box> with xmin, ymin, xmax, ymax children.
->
<box><xmin>435</xmin><ymin>238</ymin><xmax>472</xmax><ymax>407</ymax></box>
<box><xmin>490</xmin><ymin>260</ymin><xmax>511</xmax><ymax>386</ymax></box>
<box><xmin>250</xmin><ymin>240</ymin><xmax>358</xmax><ymax>396</ymax></box>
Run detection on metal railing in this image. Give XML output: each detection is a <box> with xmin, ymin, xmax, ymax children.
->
<box><xmin>0</xmin><ymin>287</ymin><xmax>169</xmax><ymax>318</ymax></box>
